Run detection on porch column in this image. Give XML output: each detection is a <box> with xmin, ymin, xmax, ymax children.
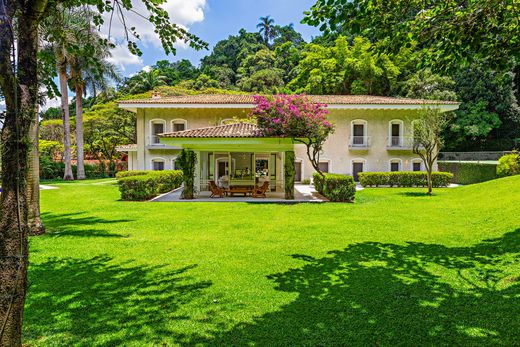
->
<box><xmin>194</xmin><ymin>151</ymin><xmax>201</xmax><ymax>195</ymax></box>
<box><xmin>284</xmin><ymin>151</ymin><xmax>295</xmax><ymax>200</ymax></box>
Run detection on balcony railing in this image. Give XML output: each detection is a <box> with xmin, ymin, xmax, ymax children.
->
<box><xmin>348</xmin><ymin>136</ymin><xmax>370</xmax><ymax>149</ymax></box>
<box><xmin>386</xmin><ymin>136</ymin><xmax>418</xmax><ymax>150</ymax></box>
<box><xmin>147</xmin><ymin>135</ymin><xmax>164</xmax><ymax>146</ymax></box>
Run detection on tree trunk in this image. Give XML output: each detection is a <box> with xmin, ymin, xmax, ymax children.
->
<box><xmin>59</xmin><ymin>68</ymin><xmax>74</xmax><ymax>180</ymax></box>
<box><xmin>75</xmin><ymin>80</ymin><xmax>86</xmax><ymax>180</ymax></box>
<box><xmin>0</xmin><ymin>0</ymin><xmax>48</xmax><ymax>343</ymax></box>
<box><xmin>28</xmin><ymin>109</ymin><xmax>45</xmax><ymax>235</ymax></box>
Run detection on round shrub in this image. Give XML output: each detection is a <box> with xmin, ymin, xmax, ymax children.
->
<box><xmin>497</xmin><ymin>152</ymin><xmax>520</xmax><ymax>178</ymax></box>
<box><xmin>117</xmin><ymin>170</ymin><xmax>183</xmax><ymax>201</ymax></box>
<box><xmin>313</xmin><ymin>172</ymin><xmax>356</xmax><ymax>202</ymax></box>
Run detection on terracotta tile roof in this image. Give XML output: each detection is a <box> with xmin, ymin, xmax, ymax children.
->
<box><xmin>115</xmin><ymin>144</ymin><xmax>138</xmax><ymax>151</ymax></box>
<box><xmin>160</xmin><ymin>122</ymin><xmax>266</xmax><ymax>138</ymax></box>
<box><xmin>119</xmin><ymin>94</ymin><xmax>459</xmax><ymax>105</ymax></box>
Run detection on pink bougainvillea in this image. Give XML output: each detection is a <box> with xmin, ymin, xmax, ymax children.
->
<box><xmin>250</xmin><ymin>94</ymin><xmax>334</xmax><ymax>138</ymax></box>
<box><xmin>250</xmin><ymin>94</ymin><xmax>335</xmax><ymax>175</ymax></box>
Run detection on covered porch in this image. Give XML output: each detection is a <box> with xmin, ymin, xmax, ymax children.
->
<box><xmin>159</xmin><ymin>122</ymin><xmax>296</xmax><ymax>199</ymax></box>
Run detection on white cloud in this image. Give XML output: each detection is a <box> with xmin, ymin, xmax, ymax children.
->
<box><xmin>106</xmin><ymin>44</ymin><xmax>144</xmax><ymax>71</ymax></box>
<box><xmin>101</xmin><ymin>0</ymin><xmax>207</xmax><ymax>55</ymax></box>
<box><xmin>142</xmin><ymin>65</ymin><xmax>152</xmax><ymax>72</ymax></box>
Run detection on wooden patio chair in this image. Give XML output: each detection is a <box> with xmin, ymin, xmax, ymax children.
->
<box><xmin>209</xmin><ymin>180</ymin><xmax>225</xmax><ymax>198</ymax></box>
<box><xmin>252</xmin><ymin>181</ymin><xmax>270</xmax><ymax>198</ymax></box>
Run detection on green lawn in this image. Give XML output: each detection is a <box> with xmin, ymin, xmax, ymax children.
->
<box><xmin>25</xmin><ymin>176</ymin><xmax>520</xmax><ymax>346</ymax></box>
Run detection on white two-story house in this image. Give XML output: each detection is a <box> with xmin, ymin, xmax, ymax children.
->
<box><xmin>117</xmin><ymin>94</ymin><xmax>458</xmax><ymax>192</ymax></box>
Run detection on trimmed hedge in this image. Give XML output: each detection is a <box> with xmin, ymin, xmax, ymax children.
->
<box><xmin>115</xmin><ymin>171</ymin><xmax>150</xmax><ymax>179</ymax></box>
<box><xmin>40</xmin><ymin>157</ymin><xmax>110</xmax><ymax>179</ymax></box>
<box><xmin>117</xmin><ymin>170</ymin><xmax>183</xmax><ymax>201</ymax></box>
<box><xmin>313</xmin><ymin>172</ymin><xmax>356</xmax><ymax>202</ymax></box>
<box><xmin>438</xmin><ymin>162</ymin><xmax>497</xmax><ymax>184</ymax></box>
<box><xmin>358</xmin><ymin>172</ymin><xmax>453</xmax><ymax>188</ymax></box>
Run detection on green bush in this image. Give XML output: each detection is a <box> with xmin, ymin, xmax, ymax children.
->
<box><xmin>117</xmin><ymin>170</ymin><xmax>183</xmax><ymax>201</ymax></box>
<box><xmin>438</xmin><ymin>162</ymin><xmax>497</xmax><ymax>184</ymax></box>
<box><xmin>39</xmin><ymin>156</ymin><xmax>109</xmax><ymax>180</ymax></box>
<box><xmin>358</xmin><ymin>172</ymin><xmax>452</xmax><ymax>188</ymax></box>
<box><xmin>496</xmin><ymin>152</ymin><xmax>520</xmax><ymax>177</ymax></box>
<box><xmin>313</xmin><ymin>172</ymin><xmax>356</xmax><ymax>202</ymax></box>
<box><xmin>115</xmin><ymin>171</ymin><xmax>150</xmax><ymax>179</ymax></box>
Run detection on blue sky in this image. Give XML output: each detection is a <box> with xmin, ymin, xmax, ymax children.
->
<box><xmin>113</xmin><ymin>0</ymin><xmax>320</xmax><ymax>76</ymax></box>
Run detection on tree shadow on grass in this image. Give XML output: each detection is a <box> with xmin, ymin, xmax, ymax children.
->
<box><xmin>41</xmin><ymin>212</ymin><xmax>134</xmax><ymax>238</ymax></box>
<box><xmin>398</xmin><ymin>191</ymin><xmax>432</xmax><ymax>197</ymax></box>
<box><xmin>24</xmin><ymin>256</ymin><xmax>212</xmax><ymax>346</ymax></box>
<box><xmin>201</xmin><ymin>229</ymin><xmax>520</xmax><ymax>346</ymax></box>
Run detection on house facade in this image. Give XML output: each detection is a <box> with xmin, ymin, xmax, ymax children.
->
<box><xmin>117</xmin><ymin>94</ymin><xmax>458</xmax><ymax>192</ymax></box>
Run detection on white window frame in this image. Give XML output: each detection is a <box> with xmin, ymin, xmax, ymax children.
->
<box><xmin>149</xmin><ymin>119</ymin><xmax>166</xmax><ymax>145</ymax></box>
<box><xmin>151</xmin><ymin>157</ymin><xmax>166</xmax><ymax>171</ymax></box>
<box><xmin>389</xmin><ymin>158</ymin><xmax>403</xmax><ymax>172</ymax></box>
<box><xmin>171</xmin><ymin>118</ymin><xmax>188</xmax><ymax>132</ymax></box>
<box><xmin>350</xmin><ymin>119</ymin><xmax>368</xmax><ymax>145</ymax></box>
<box><xmin>411</xmin><ymin>158</ymin><xmax>423</xmax><ymax>171</ymax></box>
<box><xmin>388</xmin><ymin>119</ymin><xmax>404</xmax><ymax>146</ymax></box>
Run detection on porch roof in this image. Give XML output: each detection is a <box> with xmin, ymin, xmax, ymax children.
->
<box><xmin>160</xmin><ymin>122</ymin><xmax>266</xmax><ymax>138</ymax></box>
<box><xmin>158</xmin><ymin>123</ymin><xmax>293</xmax><ymax>151</ymax></box>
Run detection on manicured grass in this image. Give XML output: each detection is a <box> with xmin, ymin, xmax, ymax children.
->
<box><xmin>25</xmin><ymin>176</ymin><xmax>520</xmax><ymax>346</ymax></box>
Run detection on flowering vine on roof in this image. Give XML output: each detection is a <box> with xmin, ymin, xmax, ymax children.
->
<box><xmin>250</xmin><ymin>94</ymin><xmax>335</xmax><ymax>176</ymax></box>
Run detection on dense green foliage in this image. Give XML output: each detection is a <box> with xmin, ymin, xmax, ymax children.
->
<box><xmin>313</xmin><ymin>172</ymin><xmax>356</xmax><ymax>202</ymax></box>
<box><xmin>39</xmin><ymin>156</ymin><xmax>112</xmax><ymax>180</ymax></box>
<box><xmin>284</xmin><ymin>151</ymin><xmax>295</xmax><ymax>199</ymax></box>
<box><xmin>496</xmin><ymin>152</ymin><xmax>520</xmax><ymax>178</ymax></box>
<box><xmin>176</xmin><ymin>149</ymin><xmax>197</xmax><ymax>199</ymax></box>
<box><xmin>117</xmin><ymin>171</ymin><xmax>183</xmax><ymax>201</ymax></box>
<box><xmin>437</xmin><ymin>162</ymin><xmax>498</xmax><ymax>185</ymax></box>
<box><xmin>301</xmin><ymin>1</ymin><xmax>520</xmax><ymax>150</ymax></box>
<box><xmin>358</xmin><ymin>172</ymin><xmax>453</xmax><ymax>188</ymax></box>
<box><xmin>29</xmin><ymin>176</ymin><xmax>520</xmax><ymax>345</ymax></box>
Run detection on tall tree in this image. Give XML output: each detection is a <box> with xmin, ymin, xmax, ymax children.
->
<box><xmin>68</xmin><ymin>13</ymin><xmax>116</xmax><ymax>180</ymax></box>
<box><xmin>257</xmin><ymin>16</ymin><xmax>276</xmax><ymax>45</ymax></box>
<box><xmin>412</xmin><ymin>108</ymin><xmax>451</xmax><ymax>195</ymax></box>
<box><xmin>303</xmin><ymin>0</ymin><xmax>519</xmax><ymax>72</ymax></box>
<box><xmin>43</xmin><ymin>7</ymin><xmax>75</xmax><ymax>180</ymax></box>
<box><xmin>0</xmin><ymin>1</ymin><xmax>207</xmax><ymax>345</ymax></box>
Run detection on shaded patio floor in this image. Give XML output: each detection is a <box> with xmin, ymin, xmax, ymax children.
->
<box><xmin>151</xmin><ymin>184</ymin><xmax>327</xmax><ymax>203</ymax></box>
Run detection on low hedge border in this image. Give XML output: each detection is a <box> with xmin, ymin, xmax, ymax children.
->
<box><xmin>117</xmin><ymin>170</ymin><xmax>183</xmax><ymax>201</ymax></box>
<box><xmin>313</xmin><ymin>172</ymin><xmax>356</xmax><ymax>202</ymax></box>
<box><xmin>358</xmin><ymin>172</ymin><xmax>453</xmax><ymax>188</ymax></box>
<box><xmin>437</xmin><ymin>161</ymin><xmax>497</xmax><ymax>185</ymax></box>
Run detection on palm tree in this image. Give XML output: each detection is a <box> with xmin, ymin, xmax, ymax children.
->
<box><xmin>257</xmin><ymin>16</ymin><xmax>277</xmax><ymax>45</ymax></box>
<box><xmin>42</xmin><ymin>7</ymin><xmax>75</xmax><ymax>180</ymax></box>
<box><xmin>129</xmin><ymin>69</ymin><xmax>168</xmax><ymax>94</ymax></box>
<box><xmin>68</xmin><ymin>16</ymin><xmax>119</xmax><ymax>179</ymax></box>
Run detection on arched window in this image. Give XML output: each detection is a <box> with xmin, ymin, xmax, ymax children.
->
<box><xmin>171</xmin><ymin>119</ymin><xmax>187</xmax><ymax>132</ymax></box>
<box><xmin>388</xmin><ymin>119</ymin><xmax>404</xmax><ymax>147</ymax></box>
<box><xmin>151</xmin><ymin>157</ymin><xmax>166</xmax><ymax>171</ymax></box>
<box><xmin>389</xmin><ymin>158</ymin><xmax>402</xmax><ymax>172</ymax></box>
<box><xmin>171</xmin><ymin>157</ymin><xmax>178</xmax><ymax>170</ymax></box>
<box><xmin>149</xmin><ymin>119</ymin><xmax>166</xmax><ymax>145</ymax></box>
<box><xmin>350</xmin><ymin>119</ymin><xmax>368</xmax><ymax>147</ymax></box>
